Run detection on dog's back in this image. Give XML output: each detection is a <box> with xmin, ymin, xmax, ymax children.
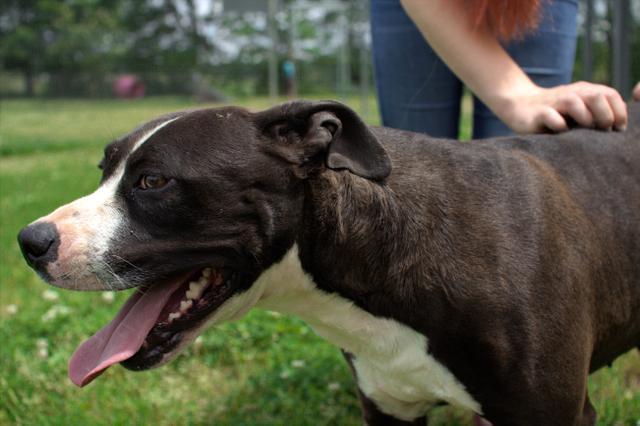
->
<box><xmin>375</xmin><ymin>105</ymin><xmax>640</xmax><ymax>371</ymax></box>
<box><xmin>495</xmin><ymin>118</ymin><xmax>640</xmax><ymax>369</ymax></box>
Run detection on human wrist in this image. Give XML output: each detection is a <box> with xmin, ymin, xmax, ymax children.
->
<box><xmin>487</xmin><ymin>78</ymin><xmax>542</xmax><ymax>128</ymax></box>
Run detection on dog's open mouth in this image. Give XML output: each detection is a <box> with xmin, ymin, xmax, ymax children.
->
<box><xmin>68</xmin><ymin>267</ymin><xmax>237</xmax><ymax>387</ymax></box>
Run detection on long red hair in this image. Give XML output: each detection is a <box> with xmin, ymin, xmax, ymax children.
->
<box><xmin>464</xmin><ymin>0</ymin><xmax>542</xmax><ymax>40</ymax></box>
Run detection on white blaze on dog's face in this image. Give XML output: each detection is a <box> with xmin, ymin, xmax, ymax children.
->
<box><xmin>29</xmin><ymin>117</ymin><xmax>180</xmax><ymax>291</ymax></box>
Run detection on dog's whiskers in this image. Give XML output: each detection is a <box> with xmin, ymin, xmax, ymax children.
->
<box><xmin>110</xmin><ymin>254</ymin><xmax>144</xmax><ymax>272</ymax></box>
<box><xmin>97</xmin><ymin>260</ymin><xmax>126</xmax><ymax>291</ymax></box>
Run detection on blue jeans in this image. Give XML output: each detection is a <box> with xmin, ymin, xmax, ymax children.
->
<box><xmin>370</xmin><ymin>0</ymin><xmax>578</xmax><ymax>139</ymax></box>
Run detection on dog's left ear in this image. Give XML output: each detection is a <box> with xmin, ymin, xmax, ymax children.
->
<box><xmin>256</xmin><ymin>100</ymin><xmax>392</xmax><ymax>181</ymax></box>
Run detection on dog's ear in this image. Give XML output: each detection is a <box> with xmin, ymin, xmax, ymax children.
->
<box><xmin>255</xmin><ymin>100</ymin><xmax>391</xmax><ymax>180</ymax></box>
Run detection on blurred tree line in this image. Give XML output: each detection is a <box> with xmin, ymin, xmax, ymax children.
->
<box><xmin>0</xmin><ymin>0</ymin><xmax>638</xmax><ymax>98</ymax></box>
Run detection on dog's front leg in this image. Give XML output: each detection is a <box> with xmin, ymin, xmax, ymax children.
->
<box><xmin>355</xmin><ymin>386</ymin><xmax>428</xmax><ymax>426</ymax></box>
<box><xmin>341</xmin><ymin>351</ymin><xmax>428</xmax><ymax>426</ymax></box>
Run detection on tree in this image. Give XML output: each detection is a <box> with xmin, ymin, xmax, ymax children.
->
<box><xmin>0</xmin><ymin>0</ymin><xmax>121</xmax><ymax>96</ymax></box>
<box><xmin>115</xmin><ymin>0</ymin><xmax>217</xmax><ymax>70</ymax></box>
<box><xmin>1</xmin><ymin>0</ymin><xmax>60</xmax><ymax>95</ymax></box>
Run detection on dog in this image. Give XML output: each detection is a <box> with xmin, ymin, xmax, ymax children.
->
<box><xmin>18</xmin><ymin>100</ymin><xmax>640</xmax><ymax>425</ymax></box>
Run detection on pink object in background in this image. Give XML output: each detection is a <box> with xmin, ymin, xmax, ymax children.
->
<box><xmin>113</xmin><ymin>75</ymin><xmax>145</xmax><ymax>99</ymax></box>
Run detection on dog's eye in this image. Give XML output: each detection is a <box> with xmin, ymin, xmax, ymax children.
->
<box><xmin>138</xmin><ymin>175</ymin><xmax>169</xmax><ymax>190</ymax></box>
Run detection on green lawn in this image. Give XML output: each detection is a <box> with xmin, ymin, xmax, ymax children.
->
<box><xmin>0</xmin><ymin>97</ymin><xmax>638</xmax><ymax>425</ymax></box>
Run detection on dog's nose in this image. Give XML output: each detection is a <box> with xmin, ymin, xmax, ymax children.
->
<box><xmin>17</xmin><ymin>222</ymin><xmax>59</xmax><ymax>266</ymax></box>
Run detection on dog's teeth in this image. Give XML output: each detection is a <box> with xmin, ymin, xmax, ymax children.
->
<box><xmin>180</xmin><ymin>300</ymin><xmax>193</xmax><ymax>312</ymax></box>
<box><xmin>185</xmin><ymin>282</ymin><xmax>198</xmax><ymax>299</ymax></box>
<box><xmin>168</xmin><ymin>312</ymin><xmax>181</xmax><ymax>322</ymax></box>
<box><xmin>202</xmin><ymin>268</ymin><xmax>212</xmax><ymax>278</ymax></box>
<box><xmin>186</xmin><ymin>281</ymin><xmax>207</xmax><ymax>300</ymax></box>
<box><xmin>198</xmin><ymin>276</ymin><xmax>208</xmax><ymax>286</ymax></box>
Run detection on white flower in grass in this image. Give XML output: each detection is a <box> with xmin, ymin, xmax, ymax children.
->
<box><xmin>42</xmin><ymin>305</ymin><xmax>71</xmax><ymax>322</ymax></box>
<box><xmin>291</xmin><ymin>359</ymin><xmax>305</xmax><ymax>368</ymax></box>
<box><xmin>5</xmin><ymin>304</ymin><xmax>18</xmax><ymax>315</ymax></box>
<box><xmin>101</xmin><ymin>291</ymin><xmax>115</xmax><ymax>303</ymax></box>
<box><xmin>36</xmin><ymin>338</ymin><xmax>49</xmax><ymax>359</ymax></box>
<box><xmin>42</xmin><ymin>289</ymin><xmax>59</xmax><ymax>301</ymax></box>
<box><xmin>280</xmin><ymin>370</ymin><xmax>291</xmax><ymax>379</ymax></box>
<box><xmin>327</xmin><ymin>382</ymin><xmax>340</xmax><ymax>392</ymax></box>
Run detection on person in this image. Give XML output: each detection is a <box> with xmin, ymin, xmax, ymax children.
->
<box><xmin>634</xmin><ymin>82</ymin><xmax>640</xmax><ymax>101</ymax></box>
<box><xmin>283</xmin><ymin>56</ymin><xmax>298</xmax><ymax>98</ymax></box>
<box><xmin>370</xmin><ymin>0</ymin><xmax>628</xmax><ymax>139</ymax></box>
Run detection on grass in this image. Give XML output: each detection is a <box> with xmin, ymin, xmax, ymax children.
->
<box><xmin>0</xmin><ymin>97</ymin><xmax>638</xmax><ymax>426</ymax></box>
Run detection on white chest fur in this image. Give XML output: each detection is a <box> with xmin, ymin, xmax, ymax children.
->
<box><xmin>254</xmin><ymin>246</ymin><xmax>482</xmax><ymax>421</ymax></box>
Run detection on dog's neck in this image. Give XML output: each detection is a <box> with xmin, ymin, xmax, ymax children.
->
<box><xmin>292</xmin><ymin>171</ymin><xmax>451</xmax><ymax>320</ymax></box>
<box><xmin>255</xmin><ymin>245</ymin><xmax>385</xmax><ymax>353</ymax></box>
<box><xmin>252</xmin><ymin>168</ymin><xmax>459</xmax><ymax>336</ymax></box>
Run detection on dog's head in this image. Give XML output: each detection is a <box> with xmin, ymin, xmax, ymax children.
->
<box><xmin>17</xmin><ymin>100</ymin><xmax>391</xmax><ymax>386</ymax></box>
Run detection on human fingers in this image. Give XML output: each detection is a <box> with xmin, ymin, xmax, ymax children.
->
<box><xmin>604</xmin><ymin>88</ymin><xmax>627</xmax><ymax>130</ymax></box>
<box><xmin>570</xmin><ymin>82</ymin><xmax>627</xmax><ymax>130</ymax></box>
<box><xmin>558</xmin><ymin>93</ymin><xmax>594</xmax><ymax>128</ymax></box>
<box><xmin>582</xmin><ymin>92</ymin><xmax>615</xmax><ymax>130</ymax></box>
<box><xmin>538</xmin><ymin>106</ymin><xmax>568</xmax><ymax>133</ymax></box>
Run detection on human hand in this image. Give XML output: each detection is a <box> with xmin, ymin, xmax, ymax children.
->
<box><xmin>633</xmin><ymin>82</ymin><xmax>640</xmax><ymax>101</ymax></box>
<box><xmin>495</xmin><ymin>81</ymin><xmax>627</xmax><ymax>134</ymax></box>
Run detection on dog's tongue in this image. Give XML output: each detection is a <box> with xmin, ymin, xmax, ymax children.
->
<box><xmin>69</xmin><ymin>280</ymin><xmax>183</xmax><ymax>387</ymax></box>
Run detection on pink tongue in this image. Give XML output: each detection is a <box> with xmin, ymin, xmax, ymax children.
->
<box><xmin>69</xmin><ymin>280</ymin><xmax>184</xmax><ymax>387</ymax></box>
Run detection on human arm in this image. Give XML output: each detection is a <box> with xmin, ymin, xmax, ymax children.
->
<box><xmin>399</xmin><ymin>0</ymin><xmax>628</xmax><ymax>133</ymax></box>
<box><xmin>634</xmin><ymin>82</ymin><xmax>640</xmax><ymax>102</ymax></box>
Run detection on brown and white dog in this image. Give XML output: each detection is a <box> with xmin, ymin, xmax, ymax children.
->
<box><xmin>18</xmin><ymin>100</ymin><xmax>640</xmax><ymax>425</ymax></box>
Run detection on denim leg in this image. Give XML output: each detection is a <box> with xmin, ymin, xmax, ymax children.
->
<box><xmin>370</xmin><ymin>0</ymin><xmax>463</xmax><ymax>138</ymax></box>
<box><xmin>473</xmin><ymin>0</ymin><xmax>579</xmax><ymax>138</ymax></box>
